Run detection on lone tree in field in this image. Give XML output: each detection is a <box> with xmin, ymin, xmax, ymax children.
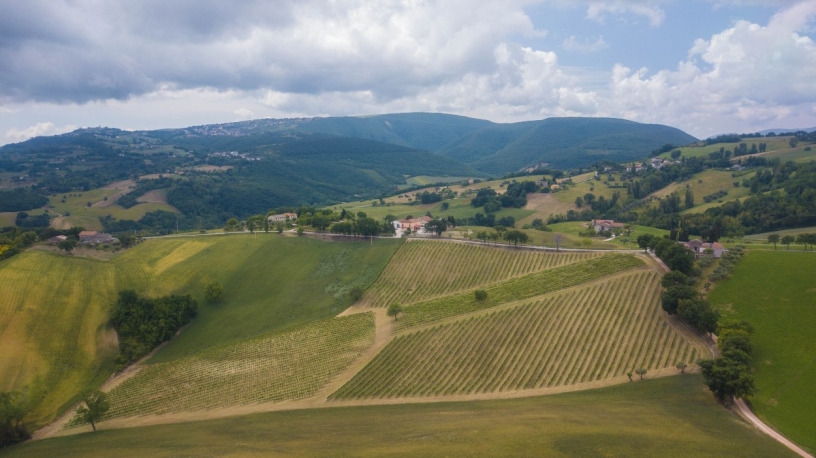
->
<box><xmin>767</xmin><ymin>234</ymin><xmax>780</xmax><ymax>249</ymax></box>
<box><xmin>348</xmin><ymin>286</ymin><xmax>364</xmax><ymax>303</ymax></box>
<box><xmin>635</xmin><ymin>367</ymin><xmax>648</xmax><ymax>380</ymax></box>
<box><xmin>637</xmin><ymin>234</ymin><xmax>653</xmax><ymax>253</ymax></box>
<box><xmin>74</xmin><ymin>391</ymin><xmax>109</xmax><ymax>432</ymax></box>
<box><xmin>474</xmin><ymin>290</ymin><xmax>488</xmax><ymax>302</ymax></box>
<box><xmin>675</xmin><ymin>361</ymin><xmax>688</xmax><ymax>373</ymax></box>
<box><xmin>553</xmin><ymin>233</ymin><xmax>563</xmax><ymax>252</ymax></box>
<box><xmin>626</xmin><ymin>372</ymin><xmax>633</xmax><ymax>382</ymax></box>
<box><xmin>387</xmin><ymin>303</ymin><xmax>403</xmax><ymax>321</ymax></box>
<box><xmin>58</xmin><ymin>238</ymin><xmax>77</xmax><ymax>255</ymax></box>
<box><xmin>204</xmin><ymin>282</ymin><xmax>223</xmax><ymax>303</ymax></box>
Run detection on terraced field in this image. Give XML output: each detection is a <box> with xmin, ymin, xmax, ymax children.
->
<box><xmin>332</xmin><ymin>271</ymin><xmax>706</xmax><ymax>399</ymax></box>
<box><xmin>362</xmin><ymin>240</ymin><xmax>601</xmax><ymax>307</ymax></box>
<box><xmin>396</xmin><ymin>254</ymin><xmax>644</xmax><ymax>330</ymax></box>
<box><xmin>92</xmin><ymin>313</ymin><xmax>374</xmax><ymax>420</ymax></box>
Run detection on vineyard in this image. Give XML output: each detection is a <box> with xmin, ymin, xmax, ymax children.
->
<box><xmin>82</xmin><ymin>313</ymin><xmax>375</xmax><ymax>422</ymax></box>
<box><xmin>396</xmin><ymin>253</ymin><xmax>644</xmax><ymax>330</ymax></box>
<box><xmin>362</xmin><ymin>240</ymin><xmax>601</xmax><ymax>307</ymax></box>
<box><xmin>332</xmin><ymin>271</ymin><xmax>706</xmax><ymax>399</ymax></box>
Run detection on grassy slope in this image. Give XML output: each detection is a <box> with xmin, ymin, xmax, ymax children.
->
<box><xmin>117</xmin><ymin>235</ymin><xmax>402</xmax><ymax>362</ymax></box>
<box><xmin>0</xmin><ymin>251</ymin><xmax>118</xmax><ymax>426</ymax></box>
<box><xmin>5</xmin><ymin>375</ymin><xmax>794</xmax><ymax>457</ymax></box>
<box><xmin>47</xmin><ymin>186</ymin><xmax>179</xmax><ymax>231</ymax></box>
<box><xmin>0</xmin><ymin>235</ymin><xmax>401</xmax><ymax>425</ymax></box>
<box><xmin>707</xmin><ymin>251</ymin><xmax>816</xmax><ymax>454</ymax></box>
<box><xmin>658</xmin><ymin>137</ymin><xmax>793</xmax><ymax>159</ymax></box>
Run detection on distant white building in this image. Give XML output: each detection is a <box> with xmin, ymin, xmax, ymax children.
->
<box><xmin>267</xmin><ymin>212</ymin><xmax>297</xmax><ymax>223</ymax></box>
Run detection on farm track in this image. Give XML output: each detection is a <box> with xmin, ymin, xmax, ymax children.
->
<box><xmin>36</xmin><ymin>244</ymin><xmax>703</xmax><ymax>439</ymax></box>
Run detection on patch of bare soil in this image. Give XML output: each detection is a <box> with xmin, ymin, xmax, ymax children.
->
<box><xmin>136</xmin><ymin>189</ymin><xmax>168</xmax><ymax>204</ymax></box>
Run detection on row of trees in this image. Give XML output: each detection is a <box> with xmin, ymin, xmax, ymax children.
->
<box><xmin>699</xmin><ymin>322</ymin><xmax>756</xmax><ymax>403</ymax></box>
<box><xmin>472</xmin><ymin>226</ymin><xmax>530</xmax><ymax>246</ymax></box>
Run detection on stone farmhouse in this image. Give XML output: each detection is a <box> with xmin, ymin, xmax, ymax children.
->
<box><xmin>392</xmin><ymin>216</ymin><xmax>432</xmax><ymax>232</ymax></box>
<box><xmin>267</xmin><ymin>212</ymin><xmax>298</xmax><ymax>223</ymax></box>
<box><xmin>683</xmin><ymin>239</ymin><xmax>725</xmax><ymax>258</ymax></box>
<box><xmin>78</xmin><ymin>231</ymin><xmax>116</xmax><ymax>245</ymax></box>
<box><xmin>591</xmin><ymin>219</ymin><xmax>625</xmax><ymax>233</ymax></box>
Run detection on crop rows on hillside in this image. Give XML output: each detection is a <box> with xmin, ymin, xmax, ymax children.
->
<box><xmin>85</xmin><ymin>313</ymin><xmax>375</xmax><ymax>422</ymax></box>
<box><xmin>363</xmin><ymin>241</ymin><xmax>600</xmax><ymax>307</ymax></box>
<box><xmin>332</xmin><ymin>271</ymin><xmax>703</xmax><ymax>399</ymax></box>
<box><xmin>396</xmin><ymin>254</ymin><xmax>644</xmax><ymax>330</ymax></box>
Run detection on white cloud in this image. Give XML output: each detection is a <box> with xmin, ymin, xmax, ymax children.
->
<box><xmin>562</xmin><ymin>35</ymin><xmax>610</xmax><ymax>53</ymax></box>
<box><xmin>586</xmin><ymin>1</ymin><xmax>666</xmax><ymax>27</ymax></box>
<box><xmin>5</xmin><ymin>122</ymin><xmax>77</xmax><ymax>141</ymax></box>
<box><xmin>233</xmin><ymin>108</ymin><xmax>256</xmax><ymax>120</ymax></box>
<box><xmin>603</xmin><ymin>1</ymin><xmax>816</xmax><ymax>135</ymax></box>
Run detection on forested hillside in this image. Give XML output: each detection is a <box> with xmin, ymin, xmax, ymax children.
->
<box><xmin>440</xmin><ymin>117</ymin><xmax>697</xmax><ymax>172</ymax></box>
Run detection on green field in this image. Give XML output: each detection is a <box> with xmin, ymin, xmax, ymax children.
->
<box><xmin>0</xmin><ymin>251</ymin><xmax>118</xmax><ymax>426</ymax></box>
<box><xmin>6</xmin><ymin>375</ymin><xmax>795</xmax><ymax>457</ymax></box>
<box><xmin>403</xmin><ymin>175</ymin><xmax>472</xmax><ymax>187</ymax></box>
<box><xmin>708</xmin><ymin>251</ymin><xmax>816</xmax><ymax>454</ymax></box>
<box><xmin>742</xmin><ymin>226</ymin><xmax>816</xmax><ymax>242</ymax></box>
<box><xmin>334</xmin><ymin>271</ymin><xmax>705</xmax><ymax>399</ymax></box>
<box><xmin>646</xmin><ymin>169</ymin><xmax>754</xmax><ymax>214</ymax></box>
<box><xmin>0</xmin><ymin>235</ymin><xmax>401</xmax><ymax>426</ymax></box>
<box><xmin>658</xmin><ymin>136</ymin><xmax>793</xmax><ymax>159</ymax></box>
<box><xmin>97</xmin><ymin>313</ymin><xmax>374</xmax><ymax>420</ymax></box>
<box><xmin>46</xmin><ymin>183</ymin><xmax>179</xmax><ymax>231</ymax></box>
<box><xmin>362</xmin><ymin>240</ymin><xmax>600</xmax><ymax>307</ymax></box>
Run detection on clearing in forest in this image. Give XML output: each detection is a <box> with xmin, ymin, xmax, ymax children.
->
<box><xmin>362</xmin><ymin>240</ymin><xmax>601</xmax><ymax>307</ymax></box>
<box><xmin>332</xmin><ymin>270</ymin><xmax>707</xmax><ymax>400</ymax></box>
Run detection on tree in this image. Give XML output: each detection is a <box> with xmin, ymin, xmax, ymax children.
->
<box><xmin>699</xmin><ymin>358</ymin><xmax>755</xmax><ymax>403</ymax></box>
<box><xmin>661</xmin><ymin>284</ymin><xmax>697</xmax><ymax>314</ymax></box>
<box><xmin>474</xmin><ymin>290</ymin><xmax>488</xmax><ymax>301</ymax></box>
<box><xmin>74</xmin><ymin>391</ymin><xmax>109</xmax><ymax>432</ymax></box>
<box><xmin>204</xmin><ymin>282</ymin><xmax>223</xmax><ymax>302</ymax></box>
<box><xmin>574</xmin><ymin>196</ymin><xmax>583</xmax><ymax>207</ymax></box>
<box><xmin>387</xmin><ymin>303</ymin><xmax>403</xmax><ymax>321</ymax></box>
<box><xmin>493</xmin><ymin>225</ymin><xmax>507</xmax><ymax>239</ymax></box>
<box><xmin>636</xmin><ymin>234</ymin><xmax>653</xmax><ymax>253</ymax></box>
<box><xmin>677</xmin><ymin>298</ymin><xmax>720</xmax><ymax>335</ymax></box>
<box><xmin>661</xmin><ymin>271</ymin><xmax>689</xmax><ymax>289</ymax></box>
<box><xmin>553</xmin><ymin>233</ymin><xmax>563</xmax><ymax>251</ymax></box>
<box><xmin>781</xmin><ymin>235</ymin><xmax>795</xmax><ymax>250</ymax></box>
<box><xmin>58</xmin><ymin>238</ymin><xmax>77</xmax><ymax>255</ymax></box>
<box><xmin>0</xmin><ymin>391</ymin><xmax>29</xmax><ymax>447</ymax></box>
<box><xmin>426</xmin><ymin>219</ymin><xmax>447</xmax><ymax>236</ymax></box>
<box><xmin>348</xmin><ymin>286</ymin><xmax>364</xmax><ymax>302</ymax></box>
<box><xmin>224</xmin><ymin>218</ymin><xmax>241</xmax><ymax>232</ymax></box>
<box><xmin>767</xmin><ymin>233</ymin><xmax>780</xmax><ymax>249</ymax></box>
<box><xmin>684</xmin><ymin>187</ymin><xmax>694</xmax><ymax>209</ymax></box>
<box><xmin>796</xmin><ymin>234</ymin><xmax>809</xmax><ymax>250</ymax></box>
<box><xmin>675</xmin><ymin>361</ymin><xmax>688</xmax><ymax>373</ymax></box>
<box><xmin>626</xmin><ymin>372</ymin><xmax>633</xmax><ymax>382</ymax></box>
<box><xmin>635</xmin><ymin>367</ymin><xmax>647</xmax><ymax>380</ymax></box>
<box><xmin>504</xmin><ymin>230</ymin><xmax>529</xmax><ymax>247</ymax></box>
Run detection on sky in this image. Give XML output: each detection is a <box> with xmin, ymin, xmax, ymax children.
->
<box><xmin>1</xmin><ymin>0</ymin><xmax>816</xmax><ymax>146</ymax></box>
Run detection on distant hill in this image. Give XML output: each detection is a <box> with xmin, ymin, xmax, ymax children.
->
<box><xmin>439</xmin><ymin>117</ymin><xmax>697</xmax><ymax>173</ymax></box>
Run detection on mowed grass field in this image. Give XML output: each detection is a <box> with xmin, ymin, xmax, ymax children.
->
<box><xmin>0</xmin><ymin>235</ymin><xmax>401</xmax><ymax>426</ymax></box>
<box><xmin>707</xmin><ymin>251</ymin><xmax>816</xmax><ymax>454</ymax></box>
<box><xmin>361</xmin><ymin>240</ymin><xmax>601</xmax><ymax>307</ymax></box>
<box><xmin>333</xmin><ymin>271</ymin><xmax>707</xmax><ymax>399</ymax></box>
<box><xmin>97</xmin><ymin>313</ymin><xmax>375</xmax><ymax>419</ymax></box>
<box><xmin>0</xmin><ymin>251</ymin><xmax>118</xmax><ymax>426</ymax></box>
<box><xmin>6</xmin><ymin>375</ymin><xmax>795</xmax><ymax>457</ymax></box>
